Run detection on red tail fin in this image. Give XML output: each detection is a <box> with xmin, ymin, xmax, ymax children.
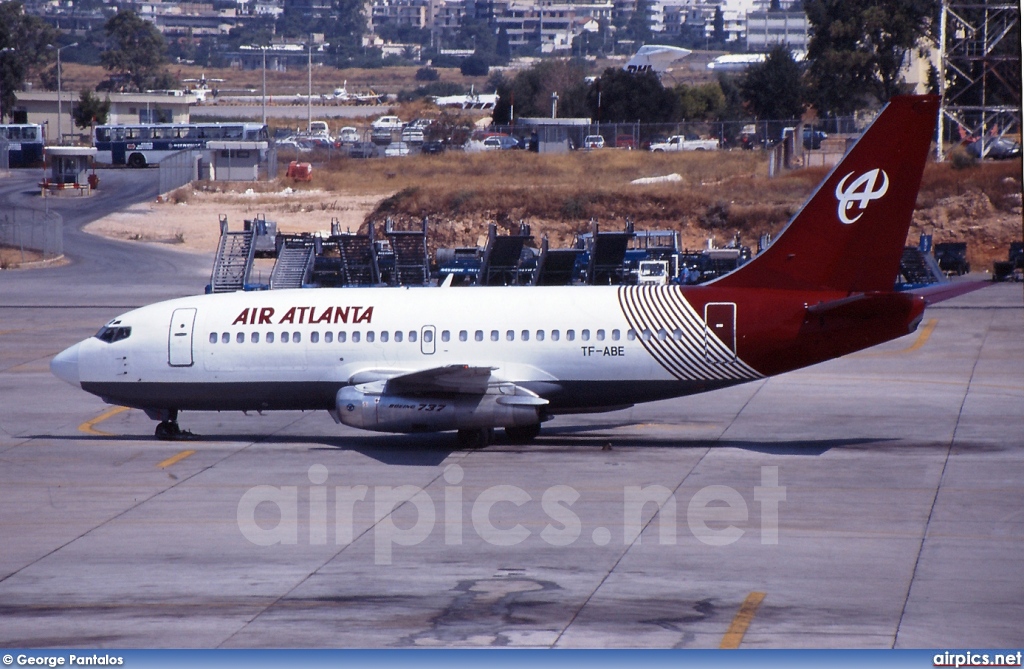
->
<box><xmin>715</xmin><ymin>95</ymin><xmax>939</xmax><ymax>293</ymax></box>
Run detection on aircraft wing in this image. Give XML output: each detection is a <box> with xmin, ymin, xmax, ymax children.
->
<box><xmin>348</xmin><ymin>365</ymin><xmax>548</xmax><ymax>404</ymax></box>
<box><xmin>386</xmin><ymin>364</ymin><xmax>495</xmax><ymax>394</ymax></box>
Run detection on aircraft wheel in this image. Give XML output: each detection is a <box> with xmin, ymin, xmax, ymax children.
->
<box><xmin>505</xmin><ymin>424</ymin><xmax>541</xmax><ymax>443</ymax></box>
<box><xmin>457</xmin><ymin>428</ymin><xmax>492</xmax><ymax>449</ymax></box>
<box><xmin>155</xmin><ymin>421</ymin><xmax>179</xmax><ymax>440</ymax></box>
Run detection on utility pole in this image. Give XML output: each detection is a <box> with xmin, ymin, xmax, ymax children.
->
<box><xmin>55</xmin><ymin>42</ymin><xmax>79</xmax><ymax>145</ymax></box>
<box><xmin>307</xmin><ymin>36</ymin><xmax>313</xmax><ymax>134</ymax></box>
<box><xmin>261</xmin><ymin>45</ymin><xmax>267</xmax><ymax>127</ymax></box>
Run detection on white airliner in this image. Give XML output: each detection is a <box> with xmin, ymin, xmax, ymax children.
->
<box><xmin>433</xmin><ymin>86</ymin><xmax>499</xmax><ymax>111</ymax></box>
<box><xmin>51</xmin><ymin>96</ymin><xmax>970</xmax><ymax>447</ymax></box>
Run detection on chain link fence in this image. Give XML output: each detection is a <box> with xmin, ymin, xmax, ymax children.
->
<box><xmin>0</xmin><ymin>208</ymin><xmax>63</xmax><ymax>264</ymax></box>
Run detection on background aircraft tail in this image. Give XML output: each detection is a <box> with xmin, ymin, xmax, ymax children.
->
<box><xmin>715</xmin><ymin>95</ymin><xmax>940</xmax><ymax>294</ymax></box>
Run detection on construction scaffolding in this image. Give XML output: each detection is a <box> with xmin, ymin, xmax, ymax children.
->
<box><xmin>938</xmin><ymin>0</ymin><xmax>1021</xmax><ymax>159</ymax></box>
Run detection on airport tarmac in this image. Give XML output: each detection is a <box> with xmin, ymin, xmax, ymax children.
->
<box><xmin>0</xmin><ymin>171</ymin><xmax>1022</xmax><ymax>647</ymax></box>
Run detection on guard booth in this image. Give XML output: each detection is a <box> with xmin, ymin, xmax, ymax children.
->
<box><xmin>207</xmin><ymin>141</ymin><xmax>271</xmax><ymax>182</ymax></box>
<box><xmin>516</xmin><ymin>118</ymin><xmax>592</xmax><ymax>153</ymax></box>
<box><xmin>41</xmin><ymin>146</ymin><xmax>97</xmax><ymax>197</ymax></box>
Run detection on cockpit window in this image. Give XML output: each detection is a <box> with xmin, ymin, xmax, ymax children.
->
<box><xmin>95</xmin><ymin>326</ymin><xmax>132</xmax><ymax>343</ymax></box>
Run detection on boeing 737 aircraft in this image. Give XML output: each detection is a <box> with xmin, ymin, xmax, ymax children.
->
<box><xmin>53</xmin><ymin>96</ymin><xmax>955</xmax><ymax>446</ymax></box>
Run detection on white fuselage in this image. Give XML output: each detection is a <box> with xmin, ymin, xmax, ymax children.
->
<box><xmin>54</xmin><ymin>285</ymin><xmax>759</xmax><ymax>423</ymax></box>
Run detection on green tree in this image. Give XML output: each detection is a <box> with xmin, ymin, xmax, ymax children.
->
<box><xmin>805</xmin><ymin>0</ymin><xmax>939</xmax><ymax>114</ymax></box>
<box><xmin>99</xmin><ymin>10</ymin><xmax>176</xmax><ymax>92</ymax></box>
<box><xmin>491</xmin><ymin>60</ymin><xmax>589</xmax><ymax>123</ymax></box>
<box><xmin>0</xmin><ymin>1</ymin><xmax>58</xmax><ymax>121</ymax></box>
<box><xmin>586</xmin><ymin>67</ymin><xmax>677</xmax><ymax>123</ymax></box>
<box><xmin>676</xmin><ymin>81</ymin><xmax>726</xmax><ymax>120</ymax></box>
<box><xmin>739</xmin><ymin>45</ymin><xmax>806</xmax><ymax>119</ymax></box>
<box><xmin>72</xmin><ymin>89</ymin><xmax>110</xmax><ymax>131</ymax></box>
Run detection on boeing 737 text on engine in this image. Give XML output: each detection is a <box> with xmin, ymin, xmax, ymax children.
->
<box><xmin>51</xmin><ymin>96</ymin><xmax>966</xmax><ymax>446</ymax></box>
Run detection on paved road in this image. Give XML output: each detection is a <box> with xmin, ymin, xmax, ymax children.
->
<box><xmin>0</xmin><ymin>168</ymin><xmax>210</xmax><ymax>307</ymax></box>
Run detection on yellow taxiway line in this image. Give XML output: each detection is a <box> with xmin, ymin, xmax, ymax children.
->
<box><xmin>902</xmin><ymin>318</ymin><xmax>938</xmax><ymax>353</ymax></box>
<box><xmin>157</xmin><ymin>450</ymin><xmax>196</xmax><ymax>469</ymax></box>
<box><xmin>720</xmin><ymin>591</ymin><xmax>766</xmax><ymax>649</ymax></box>
<box><xmin>77</xmin><ymin>406</ymin><xmax>129</xmax><ymax>436</ymax></box>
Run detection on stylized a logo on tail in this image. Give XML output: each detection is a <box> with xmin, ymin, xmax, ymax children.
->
<box><xmin>835</xmin><ymin>169</ymin><xmax>889</xmax><ymax>224</ymax></box>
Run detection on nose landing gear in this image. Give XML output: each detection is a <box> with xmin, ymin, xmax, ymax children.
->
<box><xmin>150</xmin><ymin>409</ymin><xmax>197</xmax><ymax>441</ymax></box>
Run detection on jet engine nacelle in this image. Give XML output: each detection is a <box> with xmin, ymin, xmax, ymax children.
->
<box><xmin>335</xmin><ymin>385</ymin><xmax>543</xmax><ymax>433</ymax></box>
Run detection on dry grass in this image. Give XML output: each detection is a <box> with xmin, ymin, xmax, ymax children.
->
<box><xmin>294</xmin><ymin>149</ymin><xmax>1022</xmax><ymax>266</ymax></box>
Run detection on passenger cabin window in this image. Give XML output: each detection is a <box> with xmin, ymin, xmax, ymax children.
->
<box><xmin>221</xmin><ymin>332</ymin><xmax>230</xmax><ymax>344</ymax></box>
<box><xmin>310</xmin><ymin>332</ymin><xmax>319</xmax><ymax>343</ymax></box>
<box><xmin>551</xmin><ymin>330</ymin><xmax>560</xmax><ymax>341</ymax></box>
<box><xmin>366</xmin><ymin>331</ymin><xmax>375</xmax><ymax>343</ymax></box>
<box><xmin>566</xmin><ymin>330</ymin><xmax>575</xmax><ymax>341</ymax></box>
<box><xmin>281</xmin><ymin>332</ymin><xmax>290</xmax><ymax>343</ymax></box>
<box><xmin>506</xmin><ymin>330</ymin><xmax>514</xmax><ymax>341</ymax></box>
<box><xmin>536</xmin><ymin>330</ymin><xmax>545</xmax><ymax>341</ymax></box>
<box><xmin>251</xmin><ymin>332</ymin><xmax>260</xmax><ymax>343</ymax></box>
<box><xmin>352</xmin><ymin>332</ymin><xmax>360</xmax><ymax>343</ymax></box>
<box><xmin>581</xmin><ymin>329</ymin><xmax>590</xmax><ymax>341</ymax></box>
<box><xmin>423</xmin><ymin>330</ymin><xmax>433</xmax><ymax>343</ymax></box>
<box><xmin>596</xmin><ymin>329</ymin><xmax>605</xmax><ymax>341</ymax></box>
<box><xmin>409</xmin><ymin>331</ymin><xmax>417</xmax><ymax>343</ymax></box>
<box><xmin>95</xmin><ymin>326</ymin><xmax>132</xmax><ymax>343</ymax></box>
<box><xmin>459</xmin><ymin>330</ymin><xmax>468</xmax><ymax>342</ymax></box>
<box><xmin>475</xmin><ymin>330</ymin><xmax>483</xmax><ymax>342</ymax></box>
<box><xmin>441</xmin><ymin>331</ymin><xmax>450</xmax><ymax>343</ymax></box>
<box><xmin>490</xmin><ymin>330</ymin><xmax>499</xmax><ymax>342</ymax></box>
<box><xmin>338</xmin><ymin>332</ymin><xmax>346</xmax><ymax>342</ymax></box>
<box><xmin>236</xmin><ymin>332</ymin><xmax>245</xmax><ymax>344</ymax></box>
<box><xmin>612</xmin><ymin>329</ymin><xmax>620</xmax><ymax>341</ymax></box>
<box><xmin>209</xmin><ymin>332</ymin><xmax>217</xmax><ymax>344</ymax></box>
<box><xmin>627</xmin><ymin>330</ymin><xmax>636</xmax><ymax>341</ymax></box>
<box><xmin>521</xmin><ymin>330</ymin><xmax>530</xmax><ymax>341</ymax></box>
<box><xmin>324</xmin><ymin>332</ymin><xmax>333</xmax><ymax>343</ymax></box>
<box><xmin>395</xmin><ymin>331</ymin><xmax>403</xmax><ymax>342</ymax></box>
<box><xmin>266</xmin><ymin>332</ymin><xmax>275</xmax><ymax>343</ymax></box>
<box><xmin>380</xmin><ymin>331</ymin><xmax>389</xmax><ymax>343</ymax></box>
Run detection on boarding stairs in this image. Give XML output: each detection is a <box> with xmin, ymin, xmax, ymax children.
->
<box><xmin>270</xmin><ymin>242</ymin><xmax>316</xmax><ymax>289</ymax></box>
<box><xmin>385</xmin><ymin>217</ymin><xmax>430</xmax><ymax>286</ymax></box>
<box><xmin>210</xmin><ymin>215</ymin><xmax>255</xmax><ymax>293</ymax></box>
<box><xmin>898</xmin><ymin>247</ymin><xmax>946</xmax><ymax>288</ymax></box>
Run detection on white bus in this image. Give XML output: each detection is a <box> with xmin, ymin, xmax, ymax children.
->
<box><xmin>93</xmin><ymin>122</ymin><xmax>269</xmax><ymax>167</ymax></box>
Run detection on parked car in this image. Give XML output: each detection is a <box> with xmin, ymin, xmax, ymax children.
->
<box><xmin>583</xmin><ymin>135</ymin><xmax>605</xmax><ymax>149</ymax></box>
<box><xmin>482</xmin><ymin>135</ymin><xmax>519</xmax><ymax>151</ymax></box>
<box><xmin>370</xmin><ymin>128</ymin><xmax>394</xmax><ymax>145</ymax></box>
<box><xmin>407</xmin><ymin>118</ymin><xmax>434</xmax><ymax>131</ymax></box>
<box><xmin>336</xmin><ymin>126</ymin><xmax>359</xmax><ymax>145</ymax></box>
<box><xmin>649</xmin><ymin>135</ymin><xmax>718</xmax><ymax>152</ymax></box>
<box><xmin>275</xmin><ymin>136</ymin><xmax>313</xmax><ymax>152</ymax></box>
<box><xmin>964</xmin><ymin>136</ymin><xmax>1022</xmax><ymax>160</ymax></box>
<box><xmin>782</xmin><ymin>126</ymin><xmax>828</xmax><ymax>150</ymax></box>
<box><xmin>348</xmin><ymin>142</ymin><xmax>378</xmax><ymax>159</ymax></box>
<box><xmin>371</xmin><ymin>115</ymin><xmax>403</xmax><ymax>130</ymax></box>
<box><xmin>384</xmin><ymin>141</ymin><xmax>411</xmax><ymax>157</ymax></box>
<box><xmin>421</xmin><ymin>140</ymin><xmax>446</xmax><ymax>155</ymax></box>
<box><xmin>615</xmin><ymin>134</ymin><xmax>637</xmax><ymax>150</ymax></box>
<box><xmin>401</xmin><ymin>127</ymin><xmax>425</xmax><ymax>145</ymax></box>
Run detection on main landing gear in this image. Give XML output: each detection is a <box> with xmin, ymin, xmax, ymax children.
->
<box><xmin>153</xmin><ymin>410</ymin><xmax>196</xmax><ymax>441</ymax></box>
<box><xmin>456</xmin><ymin>424</ymin><xmax>542</xmax><ymax>449</ymax></box>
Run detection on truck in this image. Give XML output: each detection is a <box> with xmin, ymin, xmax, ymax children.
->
<box><xmin>649</xmin><ymin>135</ymin><xmax>719</xmax><ymax>152</ymax></box>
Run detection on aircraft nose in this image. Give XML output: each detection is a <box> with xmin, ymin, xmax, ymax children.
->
<box><xmin>51</xmin><ymin>342</ymin><xmax>81</xmax><ymax>387</ymax></box>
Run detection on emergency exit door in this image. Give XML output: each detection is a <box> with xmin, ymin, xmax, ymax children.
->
<box><xmin>168</xmin><ymin>308</ymin><xmax>197</xmax><ymax>367</ymax></box>
<box><xmin>704</xmin><ymin>303</ymin><xmax>736</xmax><ymax>361</ymax></box>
